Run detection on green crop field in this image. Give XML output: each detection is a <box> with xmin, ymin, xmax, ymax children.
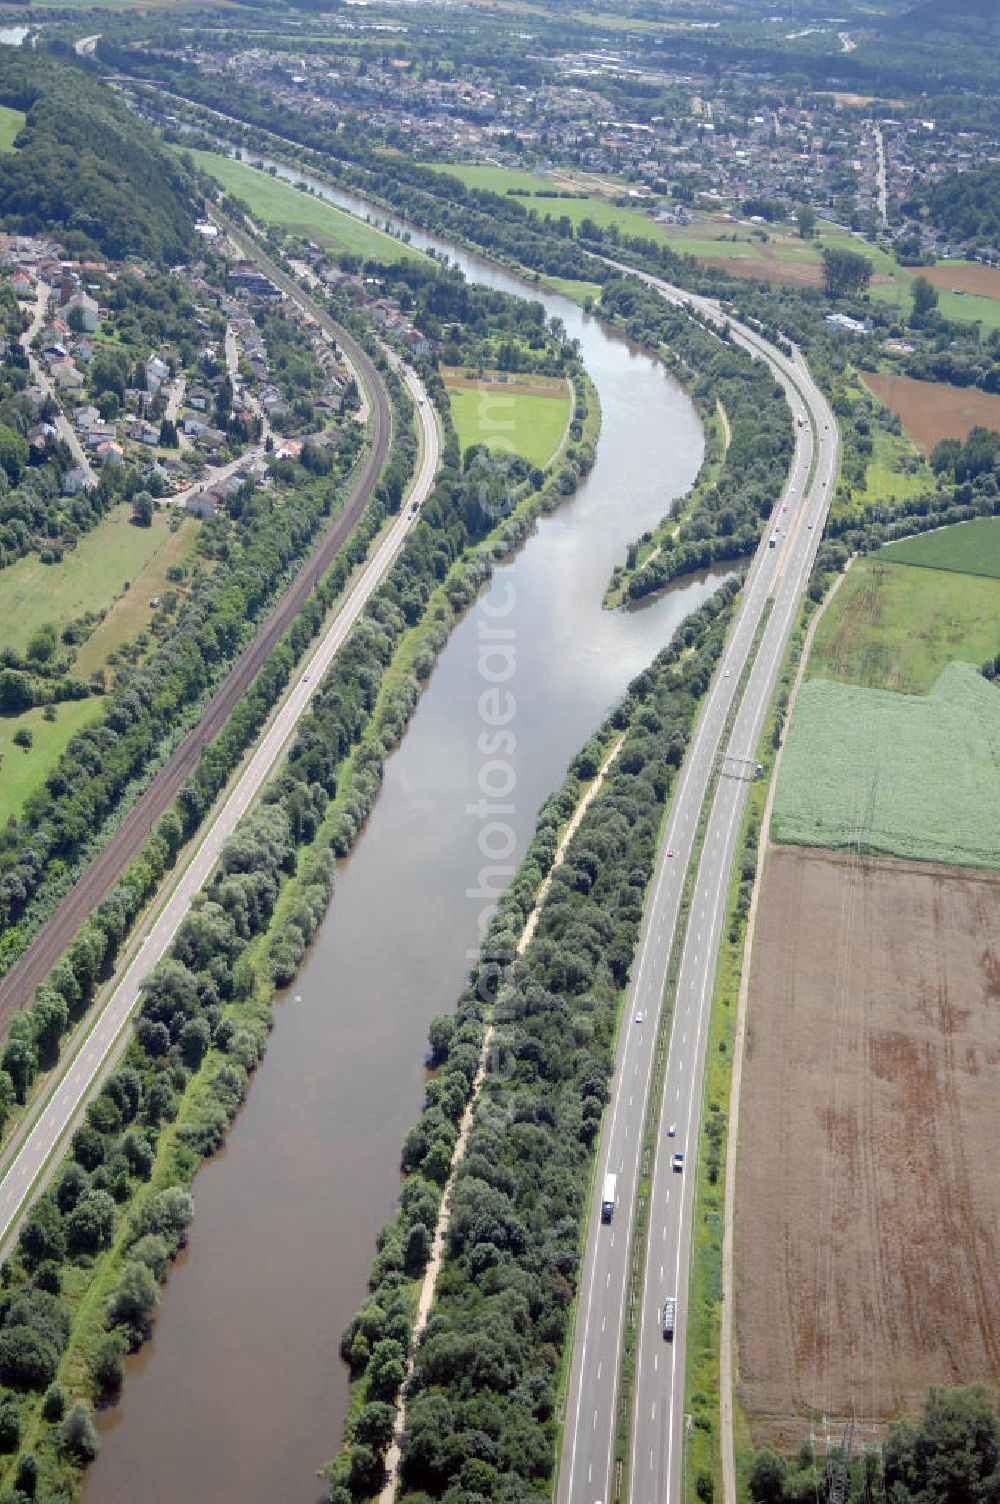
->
<box><xmin>880</xmin><ymin>517</ymin><xmax>1000</xmax><ymax>579</ymax></box>
<box><xmin>808</xmin><ymin>557</ymin><xmax>1000</xmax><ymax>694</ymax></box>
<box><xmin>183</xmin><ymin>150</ymin><xmax>429</xmax><ymax>263</ymax></box>
<box><xmin>772</xmin><ymin>663</ymin><xmax>1000</xmax><ymax>868</ymax></box>
<box><xmin>0</xmin><ymin>105</ymin><xmax>25</xmax><ymax>153</ymax></box>
<box><xmin>447</xmin><ymin>383</ymin><xmax>570</xmax><ymax>467</ymax></box>
<box><xmin>0</xmin><ymin>505</ymin><xmax>171</xmax><ymax>656</ymax></box>
<box><xmin>0</xmin><ymin>699</ymin><xmax>100</xmax><ymax>825</ymax></box>
<box><xmin>424</xmin><ymin>160</ymin><xmax>664</xmax><ymax>240</ymax></box>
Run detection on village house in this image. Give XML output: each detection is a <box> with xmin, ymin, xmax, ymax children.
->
<box><xmin>145</xmin><ymin>354</ymin><xmax>171</xmax><ymax>395</ymax></box>
<box><xmin>62</xmin><ymin>466</ymin><xmax>92</xmax><ymax>496</ymax></box>
<box><xmin>63</xmin><ymin>290</ymin><xmax>100</xmax><ymax>333</ymax></box>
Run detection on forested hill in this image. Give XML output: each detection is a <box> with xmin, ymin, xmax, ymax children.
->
<box><xmin>0</xmin><ymin>52</ymin><xmax>195</xmax><ymax>263</ymax></box>
<box><xmin>923</xmin><ymin>164</ymin><xmax>1000</xmax><ymax>247</ymax></box>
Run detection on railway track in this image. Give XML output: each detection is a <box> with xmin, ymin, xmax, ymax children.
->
<box><xmin>0</xmin><ymin>229</ymin><xmax>391</xmax><ymax>1020</ymax></box>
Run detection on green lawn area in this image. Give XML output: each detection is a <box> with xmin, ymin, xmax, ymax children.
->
<box><xmin>540</xmin><ymin>275</ymin><xmax>603</xmax><ymax>307</ymax></box>
<box><xmin>74</xmin><ymin>515</ymin><xmax>202</xmax><ymax>678</ymax></box>
<box><xmin>0</xmin><ymin>104</ymin><xmax>25</xmax><ymax>153</ymax></box>
<box><xmin>0</xmin><ymin>505</ymin><xmax>170</xmax><ymax>656</ymax></box>
<box><xmin>808</xmin><ymin>556</ymin><xmax>1000</xmax><ymax>694</ymax></box>
<box><xmin>880</xmin><ymin>517</ymin><xmax>1000</xmax><ymax>579</ymax></box>
<box><xmin>860</xmin><ymin>425</ymin><xmax>934</xmax><ymax>508</ymax></box>
<box><xmin>447</xmin><ymin>382</ymin><xmax>570</xmax><ymax>467</ymax></box>
<box><xmin>424</xmin><ymin>160</ymin><xmax>664</xmax><ymax>241</ymax></box>
<box><xmin>0</xmin><ymin>698</ymin><xmax>100</xmax><ymax>825</ymax></box>
<box><xmin>772</xmin><ymin>662</ymin><xmax>1000</xmax><ymax>867</ymax></box>
<box><xmin>183</xmin><ymin>150</ymin><xmax>430</xmax><ymax>264</ymax></box>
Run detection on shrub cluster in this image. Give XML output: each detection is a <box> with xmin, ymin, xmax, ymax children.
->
<box><xmin>328</xmin><ymin>580</ymin><xmax>739</xmax><ymax>1502</ymax></box>
<box><xmin>598</xmin><ymin>278</ymin><xmax>793</xmax><ymax>600</ymax></box>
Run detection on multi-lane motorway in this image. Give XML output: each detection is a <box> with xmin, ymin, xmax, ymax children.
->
<box><xmin>560</xmin><ymin>274</ymin><xmax>838</xmax><ymax>1504</ymax></box>
<box><xmin>0</xmin><ymin>363</ymin><xmax>440</xmax><ymax>1257</ymax></box>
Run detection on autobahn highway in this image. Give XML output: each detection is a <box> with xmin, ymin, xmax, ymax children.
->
<box><xmin>559</xmin><ymin>275</ymin><xmax>838</xmax><ymax>1504</ymax></box>
<box><xmin>0</xmin><ymin>367</ymin><xmax>440</xmax><ymax>1256</ymax></box>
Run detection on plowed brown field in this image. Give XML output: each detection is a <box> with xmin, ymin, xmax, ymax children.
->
<box><xmin>861</xmin><ymin>371</ymin><xmax>1000</xmax><ymax>451</ymax></box>
<box><xmin>922</xmin><ymin>262</ymin><xmax>1000</xmax><ymax>300</ymax></box>
<box><xmin>734</xmin><ymin>846</ymin><xmax>1000</xmax><ymax>1450</ymax></box>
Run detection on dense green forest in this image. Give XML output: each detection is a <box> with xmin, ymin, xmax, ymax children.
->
<box><xmin>0</xmin><ymin>51</ymin><xmax>195</xmax><ymax>263</ymax></box>
<box><xmin>919</xmin><ymin>164</ymin><xmax>1000</xmax><ymax>248</ymax></box>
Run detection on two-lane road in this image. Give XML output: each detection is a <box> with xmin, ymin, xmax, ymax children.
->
<box><xmin>560</xmin><ymin>272</ymin><xmax>837</xmax><ymax>1504</ymax></box>
<box><xmin>0</xmin><ymin>366</ymin><xmax>440</xmax><ymax>1256</ymax></box>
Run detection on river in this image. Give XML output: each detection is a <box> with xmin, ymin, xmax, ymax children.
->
<box><xmin>84</xmin><ymin>177</ymin><xmax>722</xmax><ymax>1504</ymax></box>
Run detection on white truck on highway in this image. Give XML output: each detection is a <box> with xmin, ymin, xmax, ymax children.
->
<box><xmin>662</xmin><ymin>1297</ymin><xmax>676</xmax><ymax>1341</ymax></box>
<box><xmin>601</xmin><ymin>1173</ymin><xmax>617</xmax><ymax>1224</ymax></box>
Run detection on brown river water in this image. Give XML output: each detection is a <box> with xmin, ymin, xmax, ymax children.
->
<box><xmin>85</xmin><ymin>198</ymin><xmax>722</xmax><ymax>1504</ymax></box>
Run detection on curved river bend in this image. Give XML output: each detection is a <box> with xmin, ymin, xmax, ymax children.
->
<box><xmin>85</xmin><ymin>184</ymin><xmax>722</xmax><ymax>1504</ymax></box>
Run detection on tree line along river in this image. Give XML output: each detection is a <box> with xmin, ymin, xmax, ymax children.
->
<box><xmin>83</xmin><ymin>177</ymin><xmax>725</xmax><ymax>1504</ymax></box>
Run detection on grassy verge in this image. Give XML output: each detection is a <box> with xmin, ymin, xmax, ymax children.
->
<box><xmin>681</xmin><ymin>603</ymin><xmax>812</xmax><ymax>1504</ymax></box>
<box><xmin>0</xmin><ymin>103</ymin><xmax>24</xmax><ymax>152</ymax></box>
<box><xmin>610</xmin><ymin>600</ymin><xmax>769</xmax><ymax>1496</ymax></box>
<box><xmin>0</xmin><ymin>699</ymin><xmax>102</xmax><ymax>826</ymax></box>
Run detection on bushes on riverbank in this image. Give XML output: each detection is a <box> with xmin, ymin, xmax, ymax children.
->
<box><xmin>0</xmin><ymin>312</ymin><xmax>595</xmax><ymax>1501</ymax></box>
<box><xmin>0</xmin><ymin>368</ymin><xmax>415</xmax><ymax>1146</ymax></box>
<box><xmin>598</xmin><ymin>278</ymin><xmax>794</xmax><ymax>602</ymax></box>
<box><xmin>326</xmin><ymin>578</ymin><xmax>739</xmax><ymax>1502</ymax></box>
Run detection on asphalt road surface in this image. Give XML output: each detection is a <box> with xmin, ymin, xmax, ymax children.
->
<box><xmin>559</xmin><ymin>273</ymin><xmax>838</xmax><ymax>1504</ymax></box>
<box><xmin>0</xmin><ymin>366</ymin><xmax>440</xmax><ymax>1255</ymax></box>
<box><xmin>0</xmin><ymin>237</ymin><xmax>391</xmax><ymax>1025</ymax></box>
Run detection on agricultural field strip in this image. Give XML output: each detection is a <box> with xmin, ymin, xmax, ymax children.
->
<box><xmin>880</xmin><ymin>517</ymin><xmax>1000</xmax><ymax>578</ymax></box>
<box><xmin>559</xmin><ymin>261</ymin><xmax>837</xmax><ymax>1504</ymax></box>
<box><xmin>0</xmin><ymin>368</ymin><xmax>440</xmax><ymax>1258</ymax></box>
<box><xmin>772</xmin><ymin>665</ymin><xmax>1000</xmax><ymax>869</ymax></box>
<box><xmin>733</xmin><ymin>848</ymin><xmax>1000</xmax><ymax>1452</ymax></box>
<box><xmin>182</xmin><ymin>149</ymin><xmax>430</xmax><ymax>265</ymax></box>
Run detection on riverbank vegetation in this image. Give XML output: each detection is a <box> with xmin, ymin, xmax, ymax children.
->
<box><xmin>327</xmin><ymin>579</ymin><xmax>739</xmax><ymax>1503</ymax></box>
<box><xmin>599</xmin><ymin>278</ymin><xmax>793</xmax><ymax>602</ymax></box>
<box><xmin>0</xmin><ymin>290</ymin><xmax>594</xmax><ymax>1502</ymax></box>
